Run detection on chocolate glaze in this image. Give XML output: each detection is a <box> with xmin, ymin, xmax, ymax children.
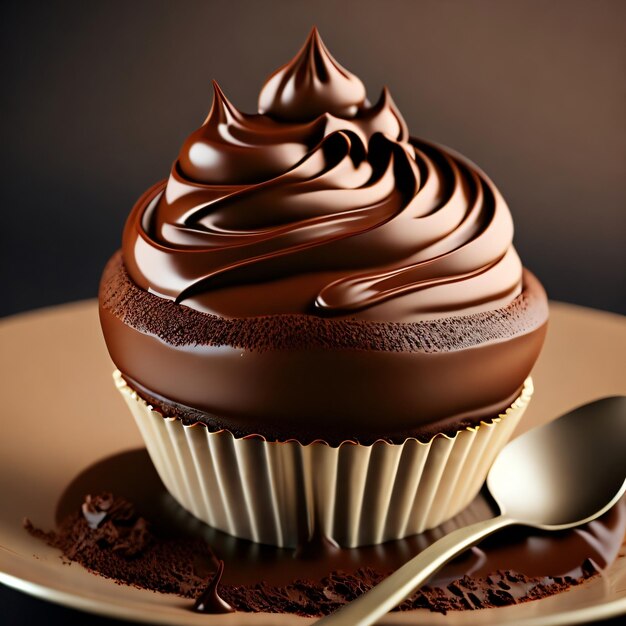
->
<box><xmin>100</xmin><ymin>253</ymin><xmax>546</xmax><ymax>442</ymax></box>
<box><xmin>36</xmin><ymin>449</ymin><xmax>626</xmax><ymax>615</ymax></box>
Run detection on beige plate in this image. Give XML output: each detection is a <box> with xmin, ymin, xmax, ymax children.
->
<box><xmin>0</xmin><ymin>300</ymin><xmax>625</xmax><ymax>625</ymax></box>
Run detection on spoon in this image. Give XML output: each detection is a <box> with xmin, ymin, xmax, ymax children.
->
<box><xmin>315</xmin><ymin>396</ymin><xmax>626</xmax><ymax>626</ymax></box>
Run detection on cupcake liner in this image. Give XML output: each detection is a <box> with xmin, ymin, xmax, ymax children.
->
<box><xmin>114</xmin><ymin>371</ymin><xmax>532</xmax><ymax>548</ymax></box>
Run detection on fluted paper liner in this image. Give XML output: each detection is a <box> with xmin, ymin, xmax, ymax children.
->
<box><xmin>114</xmin><ymin>371</ymin><xmax>532</xmax><ymax>548</ymax></box>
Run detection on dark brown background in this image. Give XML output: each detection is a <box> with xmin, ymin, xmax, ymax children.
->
<box><xmin>2</xmin><ymin>0</ymin><xmax>626</xmax><ymax>318</ymax></box>
<box><xmin>1</xmin><ymin>1</ymin><xmax>625</xmax><ymax>624</ymax></box>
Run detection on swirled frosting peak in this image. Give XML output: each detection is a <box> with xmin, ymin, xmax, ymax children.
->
<box><xmin>259</xmin><ymin>26</ymin><xmax>366</xmax><ymax>121</ymax></box>
<box><xmin>122</xmin><ymin>27</ymin><xmax>523</xmax><ymax>322</ymax></box>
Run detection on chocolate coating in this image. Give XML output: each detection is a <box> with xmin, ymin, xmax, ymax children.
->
<box><xmin>100</xmin><ymin>253</ymin><xmax>546</xmax><ymax>443</ymax></box>
<box><xmin>100</xmin><ymin>27</ymin><xmax>548</xmax><ymax>441</ymax></box>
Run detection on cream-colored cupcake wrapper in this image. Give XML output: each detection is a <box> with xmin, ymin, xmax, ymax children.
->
<box><xmin>114</xmin><ymin>371</ymin><xmax>532</xmax><ymax>548</ymax></box>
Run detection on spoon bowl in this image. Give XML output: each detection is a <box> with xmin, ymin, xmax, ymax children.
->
<box><xmin>316</xmin><ymin>396</ymin><xmax>626</xmax><ymax>626</ymax></box>
<box><xmin>488</xmin><ymin>396</ymin><xmax>626</xmax><ymax>528</ymax></box>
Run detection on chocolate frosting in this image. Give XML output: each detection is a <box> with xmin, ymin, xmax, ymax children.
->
<box><xmin>122</xmin><ymin>27</ymin><xmax>524</xmax><ymax>321</ymax></box>
<box><xmin>101</xmin><ymin>27</ymin><xmax>548</xmax><ymax>441</ymax></box>
<box><xmin>258</xmin><ymin>27</ymin><xmax>367</xmax><ymax>121</ymax></box>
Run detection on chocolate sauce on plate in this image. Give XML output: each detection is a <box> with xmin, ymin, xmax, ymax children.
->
<box><xmin>24</xmin><ymin>448</ymin><xmax>625</xmax><ymax>615</ymax></box>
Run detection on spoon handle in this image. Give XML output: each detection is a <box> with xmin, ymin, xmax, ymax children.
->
<box><xmin>314</xmin><ymin>514</ymin><xmax>514</xmax><ymax>626</ymax></box>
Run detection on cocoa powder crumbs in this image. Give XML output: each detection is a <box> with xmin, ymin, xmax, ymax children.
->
<box><xmin>24</xmin><ymin>493</ymin><xmax>596</xmax><ymax>616</ymax></box>
<box><xmin>23</xmin><ymin>494</ymin><xmax>216</xmax><ymax>597</ymax></box>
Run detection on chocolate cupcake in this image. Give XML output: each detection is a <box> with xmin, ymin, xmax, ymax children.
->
<box><xmin>100</xmin><ymin>28</ymin><xmax>547</xmax><ymax>548</ymax></box>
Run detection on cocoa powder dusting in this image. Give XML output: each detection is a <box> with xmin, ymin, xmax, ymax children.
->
<box><xmin>25</xmin><ymin>493</ymin><xmax>599</xmax><ymax>616</ymax></box>
<box><xmin>24</xmin><ymin>493</ymin><xmax>216</xmax><ymax>598</ymax></box>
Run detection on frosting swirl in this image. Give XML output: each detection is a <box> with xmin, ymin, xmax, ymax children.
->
<box><xmin>123</xmin><ymin>27</ymin><xmax>522</xmax><ymax>321</ymax></box>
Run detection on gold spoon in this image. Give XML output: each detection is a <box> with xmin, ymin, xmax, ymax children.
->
<box><xmin>315</xmin><ymin>396</ymin><xmax>626</xmax><ymax>626</ymax></box>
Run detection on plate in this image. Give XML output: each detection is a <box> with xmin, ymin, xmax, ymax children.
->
<box><xmin>0</xmin><ymin>300</ymin><xmax>625</xmax><ymax>625</ymax></box>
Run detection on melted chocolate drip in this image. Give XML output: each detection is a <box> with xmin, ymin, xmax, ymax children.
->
<box><xmin>294</xmin><ymin>508</ymin><xmax>341</xmax><ymax>561</ymax></box>
<box><xmin>192</xmin><ymin>560</ymin><xmax>234</xmax><ymax>614</ymax></box>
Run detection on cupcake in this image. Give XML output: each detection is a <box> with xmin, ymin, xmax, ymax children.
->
<box><xmin>99</xmin><ymin>27</ymin><xmax>548</xmax><ymax>548</ymax></box>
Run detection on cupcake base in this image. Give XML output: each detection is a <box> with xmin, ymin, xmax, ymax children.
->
<box><xmin>115</xmin><ymin>371</ymin><xmax>532</xmax><ymax>548</ymax></box>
